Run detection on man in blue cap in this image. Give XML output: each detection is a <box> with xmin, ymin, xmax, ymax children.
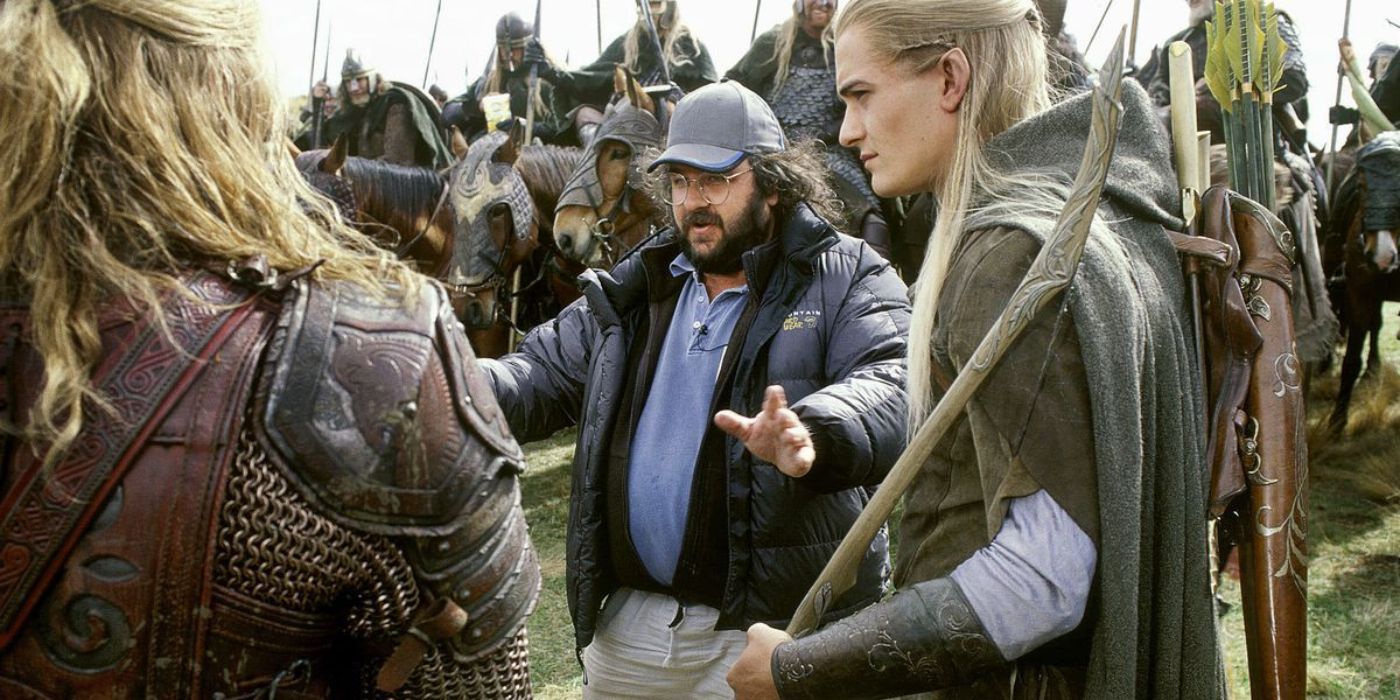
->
<box><xmin>480</xmin><ymin>81</ymin><xmax>910</xmax><ymax>696</ymax></box>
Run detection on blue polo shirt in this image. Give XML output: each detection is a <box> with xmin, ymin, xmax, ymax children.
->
<box><xmin>627</xmin><ymin>253</ymin><xmax>750</xmax><ymax>586</ymax></box>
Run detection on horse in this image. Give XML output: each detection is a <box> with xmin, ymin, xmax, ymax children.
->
<box><xmin>1324</xmin><ymin>132</ymin><xmax>1400</xmax><ymax>430</ymax></box>
<box><xmin>445</xmin><ymin>120</ymin><xmax>588</xmax><ymax>356</ymax></box>
<box><xmin>294</xmin><ymin>137</ymin><xmax>455</xmax><ymax>278</ymax></box>
<box><xmin>553</xmin><ymin>67</ymin><xmax>668</xmax><ymax>269</ymax></box>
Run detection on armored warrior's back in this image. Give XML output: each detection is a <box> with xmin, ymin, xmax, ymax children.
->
<box><xmin>0</xmin><ymin>266</ymin><xmax>539</xmax><ymax>698</ymax></box>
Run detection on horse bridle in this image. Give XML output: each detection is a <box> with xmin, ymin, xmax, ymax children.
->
<box><xmin>394</xmin><ymin>182</ymin><xmax>452</xmax><ymax>260</ymax></box>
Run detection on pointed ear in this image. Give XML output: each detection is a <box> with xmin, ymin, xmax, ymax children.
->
<box><xmin>286</xmin><ymin>138</ymin><xmax>302</xmax><ymax>160</ymax></box>
<box><xmin>613</xmin><ymin>64</ymin><xmax>629</xmax><ymax>99</ymax></box>
<box><xmin>450</xmin><ymin>126</ymin><xmax>470</xmax><ymax>160</ymax></box>
<box><xmin>323</xmin><ymin>134</ymin><xmax>349</xmax><ymax>174</ymax></box>
<box><xmin>625</xmin><ymin>69</ymin><xmax>646</xmax><ymax>109</ymax></box>
<box><xmin>635</xmin><ymin>81</ymin><xmax>655</xmax><ymax>114</ymax></box>
<box><xmin>496</xmin><ymin>118</ymin><xmax>525</xmax><ymax>166</ymax></box>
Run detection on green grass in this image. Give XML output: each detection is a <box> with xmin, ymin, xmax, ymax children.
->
<box><xmin>519</xmin><ymin>303</ymin><xmax>1400</xmax><ymax>699</ymax></box>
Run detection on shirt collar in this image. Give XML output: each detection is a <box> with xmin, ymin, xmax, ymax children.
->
<box><xmin>670</xmin><ymin>252</ymin><xmax>699</xmax><ymax>281</ymax></box>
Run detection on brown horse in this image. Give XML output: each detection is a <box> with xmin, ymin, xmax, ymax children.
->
<box><xmin>294</xmin><ymin>137</ymin><xmax>455</xmax><ymax>277</ymax></box>
<box><xmin>1325</xmin><ymin>135</ymin><xmax>1400</xmax><ymax>430</ymax></box>
<box><xmin>553</xmin><ymin>67</ymin><xmax>667</xmax><ymax>269</ymax></box>
<box><xmin>445</xmin><ymin>120</ymin><xmax>588</xmax><ymax>356</ymax></box>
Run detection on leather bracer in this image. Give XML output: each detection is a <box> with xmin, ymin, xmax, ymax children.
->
<box><xmin>772</xmin><ymin>578</ymin><xmax>1007</xmax><ymax>700</ymax></box>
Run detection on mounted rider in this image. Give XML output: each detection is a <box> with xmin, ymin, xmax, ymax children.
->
<box><xmin>727</xmin><ymin>0</ymin><xmax>894</xmax><ymax>261</ymax></box>
<box><xmin>443</xmin><ymin>12</ymin><xmax>575</xmax><ymax>146</ymax></box>
<box><xmin>1136</xmin><ymin>0</ymin><xmax>1309</xmax><ymax>152</ymax></box>
<box><xmin>320</xmin><ymin>48</ymin><xmax>453</xmax><ymax>168</ymax></box>
<box><xmin>535</xmin><ymin>0</ymin><xmax>718</xmax><ymax>108</ymax></box>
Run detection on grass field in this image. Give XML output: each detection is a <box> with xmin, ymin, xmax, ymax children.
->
<box><xmin>519</xmin><ymin>303</ymin><xmax>1400</xmax><ymax>699</ymax></box>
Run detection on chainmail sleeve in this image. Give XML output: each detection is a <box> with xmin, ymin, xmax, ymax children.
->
<box><xmin>236</xmin><ymin>278</ymin><xmax>540</xmax><ymax>698</ymax></box>
<box><xmin>216</xmin><ymin>429</ymin><xmax>535</xmax><ymax>698</ymax></box>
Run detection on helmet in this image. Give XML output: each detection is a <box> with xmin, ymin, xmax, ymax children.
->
<box><xmin>495</xmin><ymin>12</ymin><xmax>533</xmax><ymax>50</ymax></box>
<box><xmin>341</xmin><ymin>48</ymin><xmax>379</xmax><ymax>98</ymax></box>
<box><xmin>341</xmin><ymin>48</ymin><xmax>373</xmax><ymax>80</ymax></box>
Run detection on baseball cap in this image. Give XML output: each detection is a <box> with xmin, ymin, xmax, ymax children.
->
<box><xmin>647</xmin><ymin>80</ymin><xmax>787</xmax><ymax>173</ymax></box>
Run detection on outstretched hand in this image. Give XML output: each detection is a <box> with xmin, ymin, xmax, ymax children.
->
<box><xmin>714</xmin><ymin>385</ymin><xmax>815</xmax><ymax>478</ymax></box>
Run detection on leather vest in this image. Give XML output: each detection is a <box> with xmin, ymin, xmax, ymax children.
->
<box><xmin>0</xmin><ymin>272</ymin><xmax>292</xmax><ymax>696</ymax></box>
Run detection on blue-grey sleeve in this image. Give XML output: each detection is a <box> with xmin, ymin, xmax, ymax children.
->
<box><xmin>947</xmin><ymin>489</ymin><xmax>1096</xmax><ymax>660</ymax></box>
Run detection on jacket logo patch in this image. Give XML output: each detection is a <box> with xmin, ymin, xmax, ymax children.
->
<box><xmin>782</xmin><ymin>310</ymin><xmax>822</xmax><ymax>331</ymax></box>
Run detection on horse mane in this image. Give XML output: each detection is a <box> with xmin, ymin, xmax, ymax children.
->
<box><xmin>340</xmin><ymin>157</ymin><xmax>445</xmax><ymax>238</ymax></box>
<box><xmin>516</xmin><ymin>144</ymin><xmax>585</xmax><ymax>226</ymax></box>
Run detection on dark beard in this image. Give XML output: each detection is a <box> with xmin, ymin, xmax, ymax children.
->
<box><xmin>678</xmin><ymin>194</ymin><xmax>771</xmax><ymax>275</ymax></box>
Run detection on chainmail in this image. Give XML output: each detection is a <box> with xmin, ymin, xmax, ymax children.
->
<box><xmin>391</xmin><ymin>629</ymin><xmax>533</xmax><ymax>699</ymax></box>
<box><xmin>769</xmin><ymin>63</ymin><xmax>841</xmax><ymax>144</ymax></box>
<box><xmin>769</xmin><ymin>56</ymin><xmax>880</xmax><ymax>215</ymax></box>
<box><xmin>216</xmin><ymin>428</ymin><xmax>534</xmax><ymax>698</ymax></box>
<box><xmin>216</xmin><ymin>428</ymin><xmax>419</xmax><ymax>639</ymax></box>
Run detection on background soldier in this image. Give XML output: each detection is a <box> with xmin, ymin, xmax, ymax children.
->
<box><xmin>1135</xmin><ymin>0</ymin><xmax>1310</xmax><ymax>150</ymax></box>
<box><xmin>320</xmin><ymin>48</ymin><xmax>453</xmax><ymax>167</ymax></box>
<box><xmin>0</xmin><ymin>0</ymin><xmax>537</xmax><ymax>696</ymax></box>
<box><xmin>1036</xmin><ymin>0</ymin><xmax>1091</xmax><ymax>93</ymax></box>
<box><xmin>444</xmin><ymin>12</ymin><xmax>574</xmax><ymax>145</ymax></box>
<box><xmin>534</xmin><ymin>0</ymin><xmax>718</xmax><ymax>108</ymax></box>
<box><xmin>727</xmin><ymin>0</ymin><xmax>894</xmax><ymax>260</ymax></box>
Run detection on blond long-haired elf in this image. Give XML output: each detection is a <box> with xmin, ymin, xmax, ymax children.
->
<box><xmin>0</xmin><ymin>1</ymin><xmax>538</xmax><ymax>695</ymax></box>
<box><xmin>726</xmin><ymin>1</ymin><xmax>1222</xmax><ymax>698</ymax></box>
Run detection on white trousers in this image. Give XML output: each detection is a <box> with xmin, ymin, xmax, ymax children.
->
<box><xmin>582</xmin><ymin>588</ymin><xmax>748</xmax><ymax>699</ymax></box>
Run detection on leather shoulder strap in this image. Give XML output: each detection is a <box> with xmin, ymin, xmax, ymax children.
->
<box><xmin>0</xmin><ymin>273</ymin><xmax>257</xmax><ymax>649</ymax></box>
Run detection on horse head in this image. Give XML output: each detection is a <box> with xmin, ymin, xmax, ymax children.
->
<box><xmin>552</xmin><ymin>66</ymin><xmax>666</xmax><ymax>268</ymax></box>
<box><xmin>1353</xmin><ymin>136</ymin><xmax>1400</xmax><ymax>275</ymax></box>
<box><xmin>1363</xmin><ymin>228</ymin><xmax>1399</xmax><ymax>273</ymax></box>
<box><xmin>445</xmin><ymin>120</ymin><xmax>540</xmax><ymax>333</ymax></box>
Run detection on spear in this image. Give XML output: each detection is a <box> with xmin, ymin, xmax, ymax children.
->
<box><xmin>1324</xmin><ymin>0</ymin><xmax>1353</xmax><ymax>196</ymax></box>
<box><xmin>751</xmin><ymin>0</ymin><xmax>764</xmax><ymax>44</ymax></box>
<box><xmin>422</xmin><ymin>0</ymin><xmax>444</xmax><ymax>88</ymax></box>
<box><xmin>635</xmin><ymin>0</ymin><xmax>672</xmax><ymax>125</ymax></box>
<box><xmin>523</xmin><ymin>0</ymin><xmax>545</xmax><ymax>143</ymax></box>
<box><xmin>787</xmin><ymin>31</ymin><xmax>1130</xmax><ymax>637</ymax></box>
<box><xmin>597</xmin><ymin>0</ymin><xmax>604</xmax><ymax>55</ymax></box>
<box><xmin>1127</xmin><ymin>0</ymin><xmax>1142</xmax><ymax>69</ymax></box>
<box><xmin>312</xmin><ymin>18</ymin><xmax>333</xmax><ymax>149</ymax></box>
<box><xmin>307</xmin><ymin>0</ymin><xmax>323</xmax><ymax>99</ymax></box>
<box><xmin>1082</xmin><ymin>0</ymin><xmax>1117</xmax><ymax>57</ymax></box>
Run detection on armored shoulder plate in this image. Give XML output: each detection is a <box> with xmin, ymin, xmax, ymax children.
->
<box><xmin>254</xmin><ymin>278</ymin><xmax>523</xmax><ymax>537</ymax></box>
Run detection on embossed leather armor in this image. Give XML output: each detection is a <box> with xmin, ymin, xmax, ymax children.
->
<box><xmin>0</xmin><ymin>269</ymin><xmax>539</xmax><ymax>698</ymax></box>
<box><xmin>772</xmin><ymin>579</ymin><xmax>1007</xmax><ymax>700</ymax></box>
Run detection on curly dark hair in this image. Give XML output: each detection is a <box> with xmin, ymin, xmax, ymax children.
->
<box><xmin>641</xmin><ymin>138</ymin><xmax>848</xmax><ymax>231</ymax></box>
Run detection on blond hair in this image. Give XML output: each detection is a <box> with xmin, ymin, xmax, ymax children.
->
<box><xmin>624</xmin><ymin>2</ymin><xmax>700</xmax><ymax>74</ymax></box>
<box><xmin>769</xmin><ymin>15</ymin><xmax>835</xmax><ymax>94</ymax></box>
<box><xmin>834</xmin><ymin>0</ymin><xmax>1053</xmax><ymax>433</ymax></box>
<box><xmin>0</xmin><ymin>0</ymin><xmax>411</xmax><ymax>462</ymax></box>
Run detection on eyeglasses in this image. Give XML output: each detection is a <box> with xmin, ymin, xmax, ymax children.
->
<box><xmin>662</xmin><ymin>167</ymin><xmax>753</xmax><ymax>207</ymax></box>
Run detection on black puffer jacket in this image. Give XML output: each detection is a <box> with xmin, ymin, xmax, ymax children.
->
<box><xmin>482</xmin><ymin>203</ymin><xmax>910</xmax><ymax>650</ymax></box>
